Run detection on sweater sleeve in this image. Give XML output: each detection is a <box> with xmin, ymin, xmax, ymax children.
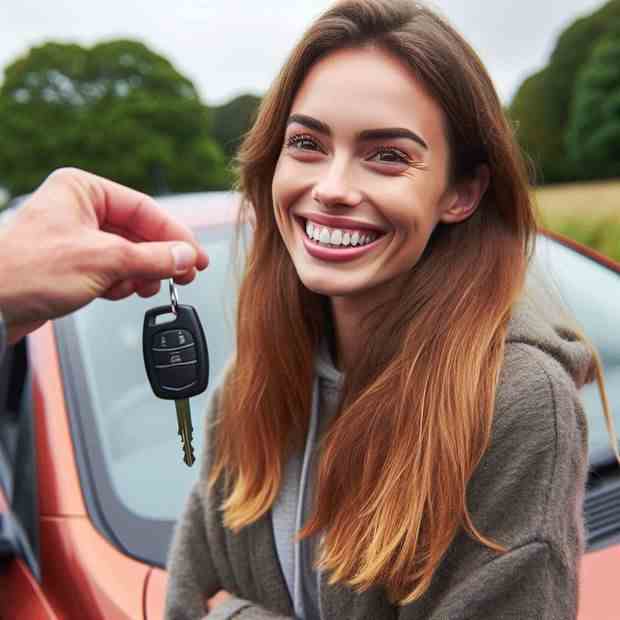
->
<box><xmin>165</xmin><ymin>480</ymin><xmax>297</xmax><ymax>620</ymax></box>
<box><xmin>398</xmin><ymin>343</ymin><xmax>589</xmax><ymax>620</ymax></box>
<box><xmin>398</xmin><ymin>540</ymin><xmax>572</xmax><ymax>619</ymax></box>
<box><xmin>208</xmin><ymin>602</ymin><xmax>296</xmax><ymax>620</ymax></box>
<box><xmin>164</xmin><ymin>482</ymin><xmax>220</xmax><ymax>620</ymax></box>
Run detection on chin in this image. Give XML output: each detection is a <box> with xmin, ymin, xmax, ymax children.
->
<box><xmin>297</xmin><ymin>274</ymin><xmax>368</xmax><ymax>298</ymax></box>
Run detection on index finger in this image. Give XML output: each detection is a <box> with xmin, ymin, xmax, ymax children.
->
<box><xmin>70</xmin><ymin>169</ymin><xmax>209</xmax><ymax>269</ymax></box>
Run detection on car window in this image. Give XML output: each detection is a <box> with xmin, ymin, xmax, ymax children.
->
<box><xmin>70</xmin><ymin>223</ymin><xmax>242</xmax><ymax>522</ymax></box>
<box><xmin>530</xmin><ymin>236</ymin><xmax>620</xmax><ymax>466</ymax></box>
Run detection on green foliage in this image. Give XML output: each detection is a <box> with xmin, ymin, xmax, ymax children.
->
<box><xmin>566</xmin><ymin>21</ymin><xmax>620</xmax><ymax>180</ymax></box>
<box><xmin>0</xmin><ymin>39</ymin><xmax>231</xmax><ymax>198</ymax></box>
<box><xmin>544</xmin><ymin>213</ymin><xmax>620</xmax><ymax>263</ymax></box>
<box><xmin>509</xmin><ymin>69</ymin><xmax>557</xmax><ymax>183</ymax></box>
<box><xmin>210</xmin><ymin>94</ymin><xmax>262</xmax><ymax>160</ymax></box>
<box><xmin>509</xmin><ymin>0</ymin><xmax>620</xmax><ymax>184</ymax></box>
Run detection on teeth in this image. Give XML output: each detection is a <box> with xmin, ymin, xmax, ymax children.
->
<box><xmin>302</xmin><ymin>218</ymin><xmax>379</xmax><ymax>248</ymax></box>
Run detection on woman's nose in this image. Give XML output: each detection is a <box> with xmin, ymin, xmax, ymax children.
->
<box><xmin>311</xmin><ymin>159</ymin><xmax>363</xmax><ymax>208</ymax></box>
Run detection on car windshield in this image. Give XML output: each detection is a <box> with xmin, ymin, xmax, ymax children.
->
<box><xmin>66</xmin><ymin>228</ymin><xmax>620</xmax><ymax>536</ymax></box>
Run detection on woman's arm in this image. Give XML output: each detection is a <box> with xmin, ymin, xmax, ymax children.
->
<box><xmin>165</xmin><ymin>483</ymin><xmax>222</xmax><ymax>620</ymax></box>
<box><xmin>398</xmin><ymin>540</ymin><xmax>571</xmax><ymax>619</ymax></box>
<box><xmin>398</xmin><ymin>343</ymin><xmax>589</xmax><ymax>620</ymax></box>
<box><xmin>165</xmin><ymin>484</ymin><xmax>298</xmax><ymax>620</ymax></box>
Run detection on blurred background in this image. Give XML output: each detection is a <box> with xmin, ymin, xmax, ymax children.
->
<box><xmin>0</xmin><ymin>0</ymin><xmax>619</xmax><ymax>261</ymax></box>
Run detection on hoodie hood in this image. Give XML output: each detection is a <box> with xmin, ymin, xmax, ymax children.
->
<box><xmin>507</xmin><ymin>295</ymin><xmax>595</xmax><ymax>390</ymax></box>
<box><xmin>315</xmin><ymin>294</ymin><xmax>595</xmax><ymax>392</ymax></box>
<box><xmin>315</xmin><ymin>336</ymin><xmax>344</xmax><ymax>392</ymax></box>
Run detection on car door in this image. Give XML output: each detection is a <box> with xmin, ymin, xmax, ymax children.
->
<box><xmin>0</xmin><ymin>339</ymin><xmax>56</xmax><ymax>619</ymax></box>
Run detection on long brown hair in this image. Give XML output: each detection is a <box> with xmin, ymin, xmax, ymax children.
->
<box><xmin>210</xmin><ymin>0</ymin><xmax>617</xmax><ymax>605</ymax></box>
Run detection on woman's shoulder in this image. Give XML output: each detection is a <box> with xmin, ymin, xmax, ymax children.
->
<box><xmin>495</xmin><ymin>297</ymin><xmax>593</xmax><ymax>436</ymax></box>
<box><xmin>482</xmin><ymin>304</ymin><xmax>592</xmax><ymax>523</ymax></box>
<box><xmin>494</xmin><ymin>325</ymin><xmax>590</xmax><ymax>460</ymax></box>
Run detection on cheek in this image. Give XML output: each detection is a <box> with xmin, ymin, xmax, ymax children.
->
<box><xmin>272</xmin><ymin>160</ymin><xmax>295</xmax><ymax>212</ymax></box>
<box><xmin>271</xmin><ymin>159</ymin><xmax>289</xmax><ymax>231</ymax></box>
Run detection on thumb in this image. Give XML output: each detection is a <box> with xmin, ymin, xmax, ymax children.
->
<box><xmin>116</xmin><ymin>241</ymin><xmax>199</xmax><ymax>281</ymax></box>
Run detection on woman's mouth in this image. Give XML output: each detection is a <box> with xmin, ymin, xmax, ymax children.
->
<box><xmin>295</xmin><ymin>216</ymin><xmax>387</xmax><ymax>263</ymax></box>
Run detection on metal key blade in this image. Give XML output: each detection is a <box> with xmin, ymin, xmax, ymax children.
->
<box><xmin>175</xmin><ymin>399</ymin><xmax>195</xmax><ymax>467</ymax></box>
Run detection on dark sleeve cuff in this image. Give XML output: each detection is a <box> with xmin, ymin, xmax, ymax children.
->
<box><xmin>0</xmin><ymin>308</ymin><xmax>7</xmax><ymax>365</ymax></box>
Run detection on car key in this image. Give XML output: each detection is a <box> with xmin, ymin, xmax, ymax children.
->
<box><xmin>142</xmin><ymin>281</ymin><xmax>209</xmax><ymax>466</ymax></box>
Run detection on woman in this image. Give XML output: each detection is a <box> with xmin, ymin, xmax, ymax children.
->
<box><xmin>165</xmin><ymin>1</ymin><xmax>617</xmax><ymax>618</ymax></box>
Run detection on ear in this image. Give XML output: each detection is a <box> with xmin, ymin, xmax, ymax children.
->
<box><xmin>439</xmin><ymin>164</ymin><xmax>490</xmax><ymax>224</ymax></box>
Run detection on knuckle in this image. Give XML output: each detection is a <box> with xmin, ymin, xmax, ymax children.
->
<box><xmin>109</xmin><ymin>240</ymin><xmax>137</xmax><ymax>276</ymax></box>
<box><xmin>46</xmin><ymin>167</ymin><xmax>85</xmax><ymax>184</ymax></box>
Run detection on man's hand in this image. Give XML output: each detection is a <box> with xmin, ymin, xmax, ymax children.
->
<box><xmin>206</xmin><ymin>590</ymin><xmax>233</xmax><ymax>613</ymax></box>
<box><xmin>0</xmin><ymin>167</ymin><xmax>209</xmax><ymax>343</ymax></box>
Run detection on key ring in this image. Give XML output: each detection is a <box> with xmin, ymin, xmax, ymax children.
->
<box><xmin>169</xmin><ymin>279</ymin><xmax>179</xmax><ymax>316</ymax></box>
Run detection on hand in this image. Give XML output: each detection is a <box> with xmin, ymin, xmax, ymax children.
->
<box><xmin>0</xmin><ymin>167</ymin><xmax>209</xmax><ymax>343</ymax></box>
<box><xmin>206</xmin><ymin>590</ymin><xmax>233</xmax><ymax>612</ymax></box>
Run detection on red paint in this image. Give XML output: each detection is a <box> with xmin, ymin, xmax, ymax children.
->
<box><xmin>578</xmin><ymin>545</ymin><xmax>620</xmax><ymax>619</ymax></box>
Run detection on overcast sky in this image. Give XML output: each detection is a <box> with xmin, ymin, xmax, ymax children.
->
<box><xmin>1</xmin><ymin>0</ymin><xmax>607</xmax><ymax>106</ymax></box>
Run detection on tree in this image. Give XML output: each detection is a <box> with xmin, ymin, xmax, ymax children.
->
<box><xmin>210</xmin><ymin>93</ymin><xmax>262</xmax><ymax>160</ymax></box>
<box><xmin>508</xmin><ymin>69</ymin><xmax>555</xmax><ymax>183</ymax></box>
<box><xmin>0</xmin><ymin>39</ymin><xmax>230</xmax><ymax>198</ymax></box>
<box><xmin>509</xmin><ymin>0</ymin><xmax>620</xmax><ymax>184</ymax></box>
<box><xmin>566</xmin><ymin>21</ymin><xmax>620</xmax><ymax>179</ymax></box>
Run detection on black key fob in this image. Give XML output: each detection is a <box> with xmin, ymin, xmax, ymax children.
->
<box><xmin>142</xmin><ymin>304</ymin><xmax>209</xmax><ymax>400</ymax></box>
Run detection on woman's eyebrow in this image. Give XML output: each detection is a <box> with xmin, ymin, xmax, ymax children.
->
<box><xmin>286</xmin><ymin>113</ymin><xmax>428</xmax><ymax>150</ymax></box>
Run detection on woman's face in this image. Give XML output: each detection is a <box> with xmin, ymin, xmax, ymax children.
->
<box><xmin>272</xmin><ymin>45</ymin><xmax>478</xmax><ymax>304</ymax></box>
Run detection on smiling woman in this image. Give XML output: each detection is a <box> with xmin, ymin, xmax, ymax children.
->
<box><xmin>164</xmin><ymin>1</ymin><xmax>616</xmax><ymax>619</ymax></box>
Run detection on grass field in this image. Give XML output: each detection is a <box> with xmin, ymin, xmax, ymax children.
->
<box><xmin>534</xmin><ymin>180</ymin><xmax>620</xmax><ymax>263</ymax></box>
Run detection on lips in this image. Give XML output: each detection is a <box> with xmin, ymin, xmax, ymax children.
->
<box><xmin>294</xmin><ymin>216</ymin><xmax>387</xmax><ymax>263</ymax></box>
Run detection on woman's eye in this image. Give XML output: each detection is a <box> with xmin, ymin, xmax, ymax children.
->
<box><xmin>286</xmin><ymin>134</ymin><xmax>321</xmax><ymax>151</ymax></box>
<box><xmin>370</xmin><ymin>148</ymin><xmax>411</xmax><ymax>165</ymax></box>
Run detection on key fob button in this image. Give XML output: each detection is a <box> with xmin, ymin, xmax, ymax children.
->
<box><xmin>153</xmin><ymin>345</ymin><xmax>197</xmax><ymax>366</ymax></box>
<box><xmin>152</xmin><ymin>329</ymin><xmax>194</xmax><ymax>350</ymax></box>
<box><xmin>157</xmin><ymin>364</ymin><xmax>198</xmax><ymax>391</ymax></box>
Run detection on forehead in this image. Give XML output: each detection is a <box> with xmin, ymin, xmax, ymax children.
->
<box><xmin>289</xmin><ymin>45</ymin><xmax>445</xmax><ymax>141</ymax></box>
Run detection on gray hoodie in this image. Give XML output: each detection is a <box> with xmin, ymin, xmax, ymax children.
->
<box><xmin>271</xmin><ymin>335</ymin><xmax>344</xmax><ymax>620</ymax></box>
<box><xmin>165</xmin><ymin>296</ymin><xmax>593</xmax><ymax>620</ymax></box>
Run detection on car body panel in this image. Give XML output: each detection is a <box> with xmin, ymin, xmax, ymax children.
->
<box><xmin>579</xmin><ymin>545</ymin><xmax>620</xmax><ymax>619</ymax></box>
<box><xmin>31</xmin><ymin>322</ymin><xmax>86</xmax><ymax>517</ymax></box>
<box><xmin>0</xmin><ymin>556</ymin><xmax>58</xmax><ymax>619</ymax></box>
<box><xmin>39</xmin><ymin>515</ymin><xmax>149</xmax><ymax>620</ymax></box>
<box><xmin>145</xmin><ymin>568</ymin><xmax>168</xmax><ymax>620</ymax></box>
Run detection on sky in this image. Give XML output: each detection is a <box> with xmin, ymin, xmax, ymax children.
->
<box><xmin>0</xmin><ymin>0</ymin><xmax>608</xmax><ymax>107</ymax></box>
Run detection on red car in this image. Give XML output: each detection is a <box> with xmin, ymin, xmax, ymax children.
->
<box><xmin>0</xmin><ymin>192</ymin><xmax>618</xmax><ymax>619</ymax></box>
